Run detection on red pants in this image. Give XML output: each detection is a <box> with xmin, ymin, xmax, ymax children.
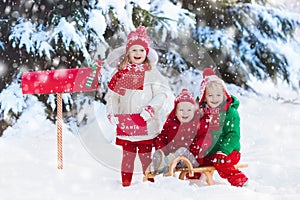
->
<box><xmin>116</xmin><ymin>138</ymin><xmax>153</xmax><ymax>186</ymax></box>
<box><xmin>203</xmin><ymin>150</ymin><xmax>248</xmax><ymax>187</ymax></box>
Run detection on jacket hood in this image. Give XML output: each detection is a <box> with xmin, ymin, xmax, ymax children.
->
<box><xmin>230</xmin><ymin>95</ymin><xmax>240</xmax><ymax>109</ymax></box>
<box><xmin>198</xmin><ymin>69</ymin><xmax>232</xmax><ymax>106</ymax></box>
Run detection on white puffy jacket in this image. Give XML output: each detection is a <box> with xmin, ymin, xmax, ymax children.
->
<box><xmin>106</xmin><ymin>46</ymin><xmax>174</xmax><ymax>142</ymax></box>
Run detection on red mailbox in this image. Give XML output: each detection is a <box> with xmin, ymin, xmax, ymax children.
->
<box><xmin>21</xmin><ymin>59</ymin><xmax>102</xmax><ymax>169</ymax></box>
<box><xmin>22</xmin><ymin>61</ymin><xmax>102</xmax><ymax>94</ymax></box>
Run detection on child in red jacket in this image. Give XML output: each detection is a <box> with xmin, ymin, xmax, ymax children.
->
<box><xmin>150</xmin><ymin>88</ymin><xmax>212</xmax><ymax>173</ymax></box>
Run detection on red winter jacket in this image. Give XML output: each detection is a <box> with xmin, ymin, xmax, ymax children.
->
<box><xmin>155</xmin><ymin>111</ymin><xmax>212</xmax><ymax>164</ymax></box>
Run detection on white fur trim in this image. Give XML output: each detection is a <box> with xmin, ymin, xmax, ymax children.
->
<box><xmin>148</xmin><ymin>47</ymin><xmax>159</xmax><ymax>64</ymax></box>
<box><xmin>106</xmin><ymin>46</ymin><xmax>126</xmax><ymax>67</ymax></box>
<box><xmin>199</xmin><ymin>75</ymin><xmax>231</xmax><ymax>104</ymax></box>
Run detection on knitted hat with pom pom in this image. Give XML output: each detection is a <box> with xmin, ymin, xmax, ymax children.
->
<box><xmin>167</xmin><ymin>88</ymin><xmax>197</xmax><ymax>119</ymax></box>
<box><xmin>175</xmin><ymin>88</ymin><xmax>196</xmax><ymax>107</ymax></box>
<box><xmin>126</xmin><ymin>26</ymin><xmax>150</xmax><ymax>54</ymax></box>
<box><xmin>198</xmin><ymin>68</ymin><xmax>231</xmax><ymax>105</ymax></box>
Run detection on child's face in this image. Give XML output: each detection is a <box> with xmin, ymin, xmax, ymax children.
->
<box><xmin>205</xmin><ymin>86</ymin><xmax>225</xmax><ymax>108</ymax></box>
<box><xmin>175</xmin><ymin>102</ymin><xmax>196</xmax><ymax>123</ymax></box>
<box><xmin>128</xmin><ymin>45</ymin><xmax>147</xmax><ymax>64</ymax></box>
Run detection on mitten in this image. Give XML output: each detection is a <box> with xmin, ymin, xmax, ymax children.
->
<box><xmin>130</xmin><ymin>114</ymin><xmax>146</xmax><ymax>127</ymax></box>
<box><xmin>140</xmin><ymin>105</ymin><xmax>154</xmax><ymax>121</ymax></box>
<box><xmin>107</xmin><ymin>114</ymin><xmax>119</xmax><ymax>125</ymax></box>
<box><xmin>212</xmin><ymin>151</ymin><xmax>230</xmax><ymax>164</ymax></box>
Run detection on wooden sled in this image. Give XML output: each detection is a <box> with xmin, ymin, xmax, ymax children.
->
<box><xmin>143</xmin><ymin>156</ymin><xmax>248</xmax><ymax>185</ymax></box>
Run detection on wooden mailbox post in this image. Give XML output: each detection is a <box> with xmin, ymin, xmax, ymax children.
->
<box><xmin>21</xmin><ymin>60</ymin><xmax>102</xmax><ymax>169</ymax></box>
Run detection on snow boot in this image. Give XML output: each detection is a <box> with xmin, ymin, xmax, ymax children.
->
<box><xmin>164</xmin><ymin>153</ymin><xmax>176</xmax><ymax>166</ymax></box>
<box><xmin>150</xmin><ymin>150</ymin><xmax>177</xmax><ymax>174</ymax></box>
<box><xmin>150</xmin><ymin>149</ymin><xmax>165</xmax><ymax>173</ymax></box>
<box><xmin>160</xmin><ymin>153</ymin><xmax>176</xmax><ymax>174</ymax></box>
<box><xmin>174</xmin><ymin>147</ymin><xmax>199</xmax><ymax>168</ymax></box>
<box><xmin>121</xmin><ymin>171</ymin><xmax>133</xmax><ymax>187</ymax></box>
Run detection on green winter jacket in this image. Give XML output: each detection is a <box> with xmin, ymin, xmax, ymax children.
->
<box><xmin>206</xmin><ymin>95</ymin><xmax>241</xmax><ymax>156</ymax></box>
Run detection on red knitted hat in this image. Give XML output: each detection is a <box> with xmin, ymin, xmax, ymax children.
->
<box><xmin>166</xmin><ymin>88</ymin><xmax>197</xmax><ymax>119</ymax></box>
<box><xmin>202</xmin><ymin>68</ymin><xmax>215</xmax><ymax>78</ymax></box>
<box><xmin>199</xmin><ymin>68</ymin><xmax>231</xmax><ymax>105</ymax></box>
<box><xmin>126</xmin><ymin>26</ymin><xmax>150</xmax><ymax>54</ymax></box>
<box><xmin>175</xmin><ymin>88</ymin><xmax>196</xmax><ymax>106</ymax></box>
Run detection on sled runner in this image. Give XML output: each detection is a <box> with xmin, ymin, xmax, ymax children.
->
<box><xmin>143</xmin><ymin>156</ymin><xmax>248</xmax><ymax>185</ymax></box>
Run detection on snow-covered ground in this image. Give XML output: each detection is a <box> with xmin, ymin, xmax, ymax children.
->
<box><xmin>1</xmin><ymin>79</ymin><xmax>300</xmax><ymax>200</ymax></box>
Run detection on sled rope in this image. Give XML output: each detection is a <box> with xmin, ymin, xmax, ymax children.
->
<box><xmin>57</xmin><ymin>93</ymin><xmax>63</xmax><ymax>169</ymax></box>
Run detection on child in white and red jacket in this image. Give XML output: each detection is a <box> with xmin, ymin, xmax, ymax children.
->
<box><xmin>106</xmin><ymin>26</ymin><xmax>173</xmax><ymax>187</ymax></box>
<box><xmin>150</xmin><ymin>88</ymin><xmax>212</xmax><ymax>174</ymax></box>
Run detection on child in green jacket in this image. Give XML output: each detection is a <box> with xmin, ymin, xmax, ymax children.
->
<box><xmin>195</xmin><ymin>68</ymin><xmax>248</xmax><ymax>187</ymax></box>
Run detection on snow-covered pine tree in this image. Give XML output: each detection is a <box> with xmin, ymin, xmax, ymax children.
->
<box><xmin>1</xmin><ymin>0</ymin><xmax>300</xmax><ymax>134</ymax></box>
<box><xmin>0</xmin><ymin>0</ymin><xmax>99</xmax><ymax>132</ymax></box>
<box><xmin>0</xmin><ymin>0</ymin><xmax>195</xmax><ymax>133</ymax></box>
<box><xmin>1</xmin><ymin>0</ymin><xmax>88</xmax><ymax>90</ymax></box>
<box><xmin>182</xmin><ymin>0</ymin><xmax>300</xmax><ymax>90</ymax></box>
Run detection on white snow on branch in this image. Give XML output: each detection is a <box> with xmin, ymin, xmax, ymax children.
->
<box><xmin>52</xmin><ymin>17</ymin><xmax>90</xmax><ymax>58</ymax></box>
<box><xmin>9</xmin><ymin>20</ymin><xmax>35</xmax><ymax>53</ymax></box>
<box><xmin>0</xmin><ymin>82</ymin><xmax>27</xmax><ymax>120</ymax></box>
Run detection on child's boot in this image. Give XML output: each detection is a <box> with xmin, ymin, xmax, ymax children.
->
<box><xmin>164</xmin><ymin>153</ymin><xmax>176</xmax><ymax>166</ymax></box>
<box><xmin>150</xmin><ymin>150</ymin><xmax>165</xmax><ymax>173</ymax></box>
<box><xmin>121</xmin><ymin>171</ymin><xmax>133</xmax><ymax>187</ymax></box>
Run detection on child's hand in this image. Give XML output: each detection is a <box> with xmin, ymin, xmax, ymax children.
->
<box><xmin>107</xmin><ymin>114</ymin><xmax>119</xmax><ymax>125</ymax></box>
<box><xmin>199</xmin><ymin>108</ymin><xmax>204</xmax><ymax>118</ymax></box>
<box><xmin>212</xmin><ymin>152</ymin><xmax>230</xmax><ymax>164</ymax></box>
<box><xmin>140</xmin><ymin>105</ymin><xmax>154</xmax><ymax>121</ymax></box>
